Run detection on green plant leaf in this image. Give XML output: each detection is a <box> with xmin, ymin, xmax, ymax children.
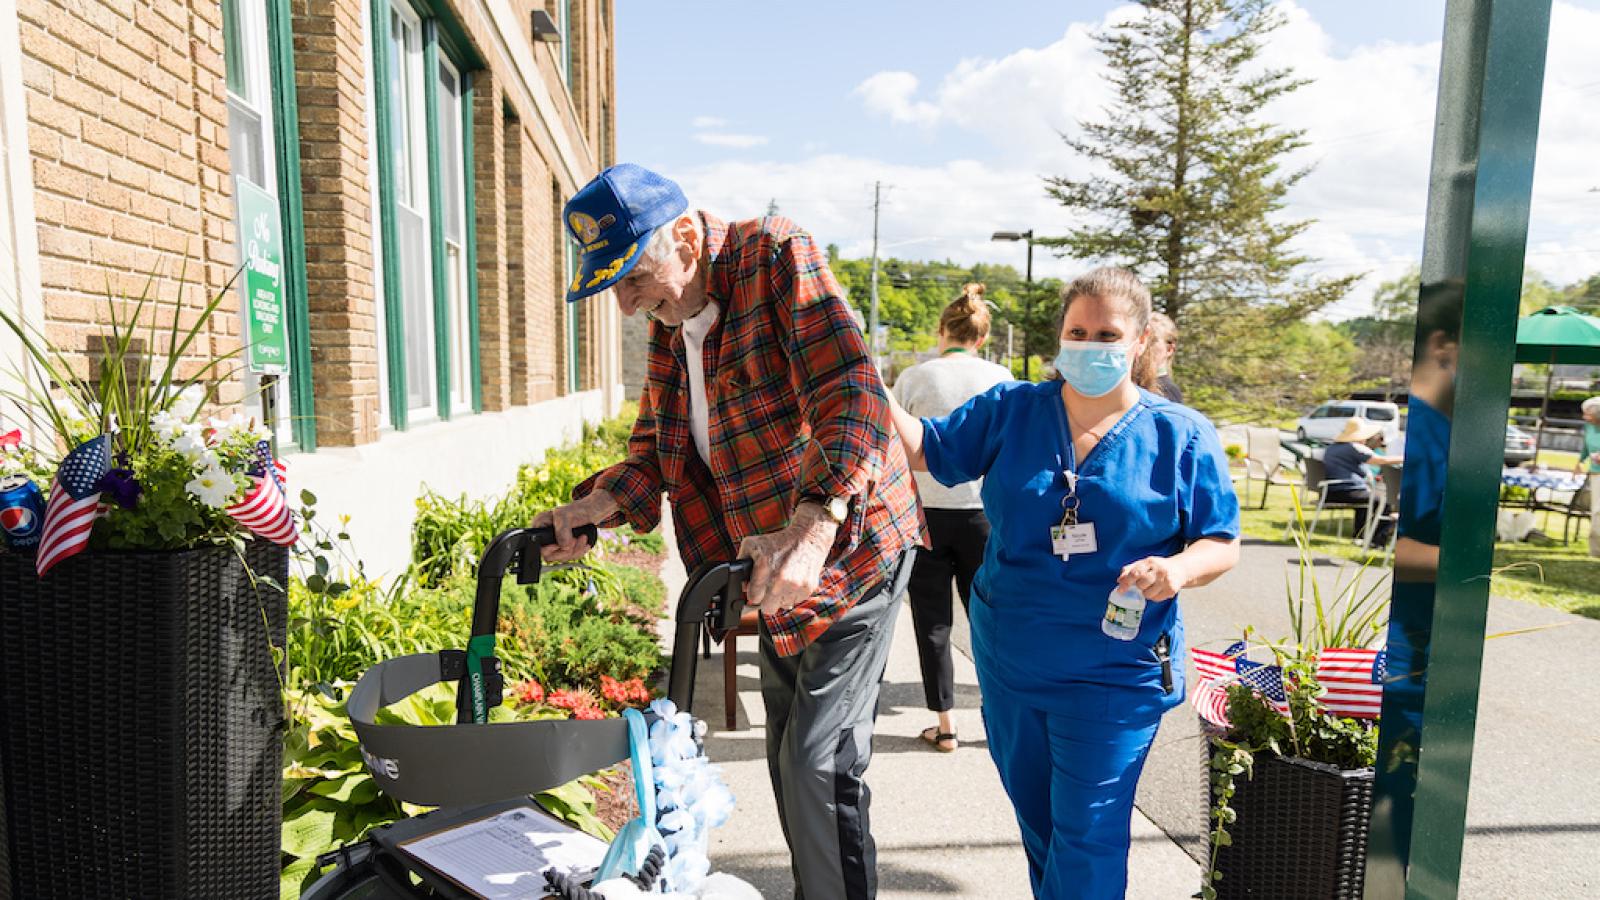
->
<box><xmin>281</xmin><ymin>806</ymin><xmax>338</xmax><ymax>859</ymax></box>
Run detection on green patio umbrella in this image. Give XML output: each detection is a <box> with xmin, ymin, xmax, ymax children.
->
<box><xmin>1514</xmin><ymin>305</ymin><xmax>1600</xmax><ymax>462</ymax></box>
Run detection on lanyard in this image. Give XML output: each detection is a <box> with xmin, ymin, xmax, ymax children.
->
<box><xmin>1052</xmin><ymin>399</ymin><xmax>1082</xmax><ymax>525</ymax></box>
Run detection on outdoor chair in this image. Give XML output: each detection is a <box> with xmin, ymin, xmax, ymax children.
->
<box><xmin>1244</xmin><ymin>426</ymin><xmax>1297</xmax><ymax>509</ymax></box>
<box><xmin>701</xmin><ymin>605</ymin><xmax>762</xmax><ymax>730</ymax></box>
<box><xmin>1362</xmin><ymin>465</ymin><xmax>1402</xmax><ymax>562</ymax></box>
<box><xmin>1561</xmin><ymin>482</ymin><xmax>1591</xmax><ymax>545</ymax></box>
<box><xmin>1283</xmin><ymin>455</ymin><xmax>1370</xmax><ymax>541</ymax></box>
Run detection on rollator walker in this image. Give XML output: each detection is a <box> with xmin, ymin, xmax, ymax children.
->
<box><xmin>302</xmin><ymin>524</ymin><xmax>751</xmax><ymax>899</ymax></box>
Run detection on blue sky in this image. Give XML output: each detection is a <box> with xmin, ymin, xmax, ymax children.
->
<box><xmin>616</xmin><ymin>2</ymin><xmax>1600</xmax><ymax>317</ymax></box>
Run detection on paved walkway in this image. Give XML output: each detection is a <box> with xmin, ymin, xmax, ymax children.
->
<box><xmin>655</xmin><ymin>513</ymin><xmax>1199</xmax><ymax>898</ymax></box>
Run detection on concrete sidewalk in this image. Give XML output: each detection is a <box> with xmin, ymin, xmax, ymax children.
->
<box><xmin>655</xmin><ymin>527</ymin><xmax>1200</xmax><ymax>898</ymax></box>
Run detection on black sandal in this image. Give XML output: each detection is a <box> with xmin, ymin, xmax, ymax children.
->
<box><xmin>919</xmin><ymin>725</ymin><xmax>958</xmax><ymax>753</ymax></box>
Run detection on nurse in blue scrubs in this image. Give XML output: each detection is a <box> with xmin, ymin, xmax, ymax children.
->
<box><xmin>886</xmin><ymin>267</ymin><xmax>1242</xmax><ymax>899</ymax></box>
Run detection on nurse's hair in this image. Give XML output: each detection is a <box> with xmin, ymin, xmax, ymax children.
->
<box><xmin>939</xmin><ymin>283</ymin><xmax>991</xmax><ymax>345</ymax></box>
<box><xmin>1056</xmin><ymin>267</ymin><xmax>1152</xmax><ymax>336</ymax></box>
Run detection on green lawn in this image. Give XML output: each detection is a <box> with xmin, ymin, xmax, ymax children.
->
<box><xmin>1235</xmin><ymin>474</ymin><xmax>1600</xmax><ymax>621</ymax></box>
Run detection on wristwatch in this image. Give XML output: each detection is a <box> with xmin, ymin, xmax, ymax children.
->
<box><xmin>802</xmin><ymin>494</ymin><xmax>850</xmax><ymax>524</ymax></box>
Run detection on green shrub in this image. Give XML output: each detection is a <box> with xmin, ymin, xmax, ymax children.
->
<box><xmin>287</xmin><ymin>563</ymin><xmax>663</xmax><ymax>693</ymax></box>
<box><xmin>409</xmin><ymin>404</ymin><xmax>643</xmax><ymax>587</ymax></box>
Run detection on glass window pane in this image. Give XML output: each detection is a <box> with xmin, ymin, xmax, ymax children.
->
<box><xmin>221</xmin><ymin>0</ymin><xmax>248</xmax><ymax>98</ymax></box>
<box><xmin>227</xmin><ymin>100</ymin><xmax>265</xmax><ymax>186</ymax></box>
<box><xmin>438</xmin><ymin>66</ymin><xmax>461</xmax><ymax>241</ymax></box>
<box><xmin>388</xmin><ymin>12</ymin><xmax>412</xmax><ymax>206</ymax></box>
<box><xmin>398</xmin><ymin>205</ymin><xmax>434</xmax><ymax>410</ymax></box>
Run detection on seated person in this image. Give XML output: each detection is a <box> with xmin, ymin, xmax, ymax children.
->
<box><xmin>1323</xmin><ymin>419</ymin><xmax>1403</xmax><ymax>542</ymax></box>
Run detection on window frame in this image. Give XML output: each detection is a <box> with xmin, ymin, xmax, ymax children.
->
<box><xmin>223</xmin><ymin>0</ymin><xmax>314</xmax><ymax>451</ymax></box>
<box><xmin>369</xmin><ymin>0</ymin><xmax>483</xmax><ymax>430</ymax></box>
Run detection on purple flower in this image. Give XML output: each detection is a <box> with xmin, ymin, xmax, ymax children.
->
<box><xmin>98</xmin><ymin>468</ymin><xmax>141</xmax><ymax>508</ymax></box>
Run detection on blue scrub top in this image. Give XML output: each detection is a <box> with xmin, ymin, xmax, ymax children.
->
<box><xmin>922</xmin><ymin>381</ymin><xmax>1241</xmax><ymax>722</ymax></box>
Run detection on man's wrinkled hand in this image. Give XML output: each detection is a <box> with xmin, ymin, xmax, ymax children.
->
<box><xmin>530</xmin><ymin>491</ymin><xmax>619</xmax><ymax>562</ymax></box>
<box><xmin>738</xmin><ymin>504</ymin><xmax>838</xmax><ymax>617</ymax></box>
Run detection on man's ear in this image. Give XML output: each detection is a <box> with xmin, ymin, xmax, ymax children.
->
<box><xmin>672</xmin><ymin>215</ymin><xmax>699</xmax><ymax>262</ymax></box>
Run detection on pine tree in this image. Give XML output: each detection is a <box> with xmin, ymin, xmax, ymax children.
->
<box><xmin>1044</xmin><ymin>0</ymin><xmax>1357</xmax><ymax>414</ymax></box>
<box><xmin>766</xmin><ymin>198</ymin><xmax>780</xmax><ymax>218</ymax></box>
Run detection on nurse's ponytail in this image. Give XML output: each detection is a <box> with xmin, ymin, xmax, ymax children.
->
<box><xmin>939</xmin><ymin>283</ymin><xmax>992</xmax><ymax>346</ymax></box>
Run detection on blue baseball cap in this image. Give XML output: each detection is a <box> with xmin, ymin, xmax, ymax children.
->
<box><xmin>562</xmin><ymin>164</ymin><xmax>687</xmax><ymax>303</ymax></box>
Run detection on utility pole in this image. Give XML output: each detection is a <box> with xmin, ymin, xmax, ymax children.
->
<box><xmin>868</xmin><ymin>182</ymin><xmax>882</xmax><ymax>369</ymax></box>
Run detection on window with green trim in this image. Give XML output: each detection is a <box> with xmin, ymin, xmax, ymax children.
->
<box><xmin>559</xmin><ymin>0</ymin><xmax>573</xmax><ymax>86</ymax></box>
<box><xmin>565</xmin><ymin>236</ymin><xmax>583</xmax><ymax>393</ymax></box>
<box><xmin>222</xmin><ymin>0</ymin><xmax>309</xmax><ymax>448</ymax></box>
<box><xmin>372</xmin><ymin>0</ymin><xmax>481</xmax><ymax>427</ymax></box>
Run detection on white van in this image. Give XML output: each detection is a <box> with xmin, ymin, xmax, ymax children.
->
<box><xmin>1295</xmin><ymin>400</ymin><xmax>1402</xmax><ymax>446</ymax></box>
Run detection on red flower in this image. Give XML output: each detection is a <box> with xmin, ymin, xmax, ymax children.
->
<box><xmin>511</xmin><ymin>679</ymin><xmax>545</xmax><ymax>705</ymax></box>
<box><xmin>573</xmin><ymin>704</ymin><xmax>605</xmax><ymax>720</ymax></box>
<box><xmin>599</xmin><ymin>675</ymin><xmax>652</xmax><ymax>708</ymax></box>
<box><xmin>547</xmin><ymin>688</ymin><xmax>586</xmax><ymax>710</ymax></box>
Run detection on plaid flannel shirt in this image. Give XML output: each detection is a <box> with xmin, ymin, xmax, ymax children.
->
<box><xmin>575</xmin><ymin>213</ymin><xmax>925</xmax><ymax>656</ymax></box>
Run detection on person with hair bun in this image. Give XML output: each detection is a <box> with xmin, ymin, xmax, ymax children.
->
<box><xmin>1135</xmin><ymin>311</ymin><xmax>1183</xmax><ymax>402</ymax></box>
<box><xmin>885</xmin><ymin>267</ymin><xmax>1241</xmax><ymax>898</ymax></box>
<box><xmin>891</xmin><ymin>283</ymin><xmax>1014</xmax><ymax>753</ymax></box>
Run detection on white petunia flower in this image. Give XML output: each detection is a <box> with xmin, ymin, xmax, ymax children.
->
<box><xmin>171</xmin><ymin>384</ymin><xmax>205</xmax><ymax>420</ymax></box>
<box><xmin>185</xmin><ymin>463</ymin><xmax>237</xmax><ymax>508</ymax></box>
<box><xmin>150</xmin><ymin>411</ymin><xmax>185</xmax><ymax>444</ymax></box>
<box><xmin>171</xmin><ymin>429</ymin><xmax>210</xmax><ymax>462</ymax></box>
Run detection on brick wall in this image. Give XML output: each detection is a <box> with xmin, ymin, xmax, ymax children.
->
<box><xmin>293</xmin><ymin>0</ymin><xmax>380</xmax><ymax>445</ymax></box>
<box><xmin>18</xmin><ymin>0</ymin><xmax>239</xmax><ymax>395</ymax></box>
<box><xmin>16</xmin><ymin>0</ymin><xmax>616</xmax><ymax>446</ymax></box>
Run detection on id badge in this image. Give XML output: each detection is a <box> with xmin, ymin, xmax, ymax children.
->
<box><xmin>1051</xmin><ymin>523</ymin><xmax>1098</xmax><ymax>559</ymax></box>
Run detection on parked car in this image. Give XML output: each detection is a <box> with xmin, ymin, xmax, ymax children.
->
<box><xmin>1504</xmin><ymin>424</ymin><xmax>1537</xmax><ymax>465</ymax></box>
<box><xmin>1295</xmin><ymin>400</ymin><xmax>1402</xmax><ymax>446</ymax></box>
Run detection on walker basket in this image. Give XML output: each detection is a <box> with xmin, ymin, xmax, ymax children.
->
<box><xmin>0</xmin><ymin>542</ymin><xmax>288</xmax><ymax>900</ymax></box>
<box><xmin>1209</xmin><ymin>749</ymin><xmax>1375</xmax><ymax>899</ymax></box>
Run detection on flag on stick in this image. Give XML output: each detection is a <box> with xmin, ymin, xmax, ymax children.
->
<box><xmin>1315</xmin><ymin>647</ymin><xmax>1385</xmax><ymax>719</ymax></box>
<box><xmin>226</xmin><ymin>439</ymin><xmax>296</xmax><ymax>546</ymax></box>
<box><xmin>36</xmin><ymin>435</ymin><xmax>110</xmax><ymax>577</ymax></box>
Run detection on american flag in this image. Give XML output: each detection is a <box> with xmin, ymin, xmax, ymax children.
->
<box><xmin>1191</xmin><ymin>641</ymin><xmax>1290</xmax><ymax>727</ymax></box>
<box><xmin>225</xmin><ymin>440</ymin><xmax>296</xmax><ymax>546</ymax></box>
<box><xmin>1192</xmin><ymin>642</ymin><xmax>1385</xmax><ymax>727</ymax></box>
<box><xmin>36</xmin><ymin>435</ymin><xmax>110</xmax><ymax>577</ymax></box>
<box><xmin>1315</xmin><ymin>648</ymin><xmax>1385</xmax><ymax>719</ymax></box>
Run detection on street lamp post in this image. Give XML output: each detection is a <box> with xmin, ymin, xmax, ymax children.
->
<box><xmin>992</xmin><ymin>229</ymin><xmax>1035</xmax><ymax>378</ymax></box>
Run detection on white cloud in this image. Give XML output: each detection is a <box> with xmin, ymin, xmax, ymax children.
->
<box><xmin>691</xmin><ymin>116</ymin><xmax>726</xmax><ymax>128</ymax></box>
<box><xmin>693</xmin><ymin>132</ymin><xmax>769</xmax><ymax>149</ymax></box>
<box><xmin>853</xmin><ymin>72</ymin><xmax>942</xmax><ymax>126</ymax></box>
<box><xmin>689</xmin><ymin>2</ymin><xmax>1600</xmax><ymax>317</ymax></box>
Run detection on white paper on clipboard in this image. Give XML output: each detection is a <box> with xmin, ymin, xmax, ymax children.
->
<box><xmin>398</xmin><ymin>805</ymin><xmax>609</xmax><ymax>899</ymax></box>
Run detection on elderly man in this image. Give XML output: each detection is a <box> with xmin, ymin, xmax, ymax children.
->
<box><xmin>1573</xmin><ymin>396</ymin><xmax>1600</xmax><ymax>556</ymax></box>
<box><xmin>535</xmin><ymin>164</ymin><xmax>923</xmax><ymax>898</ymax></box>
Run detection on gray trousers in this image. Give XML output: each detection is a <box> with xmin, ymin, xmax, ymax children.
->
<box><xmin>759</xmin><ymin>552</ymin><xmax>912</xmax><ymax>900</ymax></box>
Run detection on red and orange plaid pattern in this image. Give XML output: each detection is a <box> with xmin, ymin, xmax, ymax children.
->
<box><xmin>576</xmin><ymin>213</ymin><xmax>925</xmax><ymax>656</ymax></box>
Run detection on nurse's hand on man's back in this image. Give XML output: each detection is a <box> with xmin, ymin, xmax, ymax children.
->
<box><xmin>1117</xmin><ymin>556</ymin><xmax>1188</xmax><ymax>602</ymax></box>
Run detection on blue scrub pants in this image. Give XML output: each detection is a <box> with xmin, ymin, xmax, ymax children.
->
<box><xmin>982</xmin><ymin>698</ymin><xmax>1161</xmax><ymax>899</ymax></box>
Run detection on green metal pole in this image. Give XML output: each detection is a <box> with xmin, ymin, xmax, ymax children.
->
<box><xmin>1365</xmin><ymin>2</ymin><xmax>1552</xmax><ymax>898</ymax></box>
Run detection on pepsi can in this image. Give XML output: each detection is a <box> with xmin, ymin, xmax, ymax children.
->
<box><xmin>1</xmin><ymin>474</ymin><xmax>46</xmax><ymax>551</ymax></box>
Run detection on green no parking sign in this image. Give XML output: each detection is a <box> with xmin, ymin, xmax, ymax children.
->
<box><xmin>237</xmin><ymin>178</ymin><xmax>289</xmax><ymax>374</ymax></box>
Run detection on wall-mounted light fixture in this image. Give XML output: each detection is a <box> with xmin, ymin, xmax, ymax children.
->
<box><xmin>531</xmin><ymin>9</ymin><xmax>562</xmax><ymax>42</ymax></box>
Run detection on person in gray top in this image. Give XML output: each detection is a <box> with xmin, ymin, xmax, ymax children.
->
<box><xmin>891</xmin><ymin>283</ymin><xmax>1014</xmax><ymax>752</ymax></box>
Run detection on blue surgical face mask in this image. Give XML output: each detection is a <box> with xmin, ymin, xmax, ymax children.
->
<box><xmin>1055</xmin><ymin>340</ymin><xmax>1132</xmax><ymax>398</ymax></box>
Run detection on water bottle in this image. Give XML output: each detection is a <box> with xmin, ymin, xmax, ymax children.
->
<box><xmin>1102</xmin><ymin>585</ymin><xmax>1145</xmax><ymax>641</ymax></box>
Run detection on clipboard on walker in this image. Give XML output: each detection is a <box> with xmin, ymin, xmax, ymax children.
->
<box><xmin>367</xmin><ymin>798</ymin><xmax>609</xmax><ymax>899</ymax></box>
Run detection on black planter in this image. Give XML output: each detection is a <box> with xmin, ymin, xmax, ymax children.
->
<box><xmin>0</xmin><ymin>542</ymin><xmax>288</xmax><ymax>899</ymax></box>
<box><xmin>1208</xmin><ymin>748</ymin><xmax>1375</xmax><ymax>899</ymax></box>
